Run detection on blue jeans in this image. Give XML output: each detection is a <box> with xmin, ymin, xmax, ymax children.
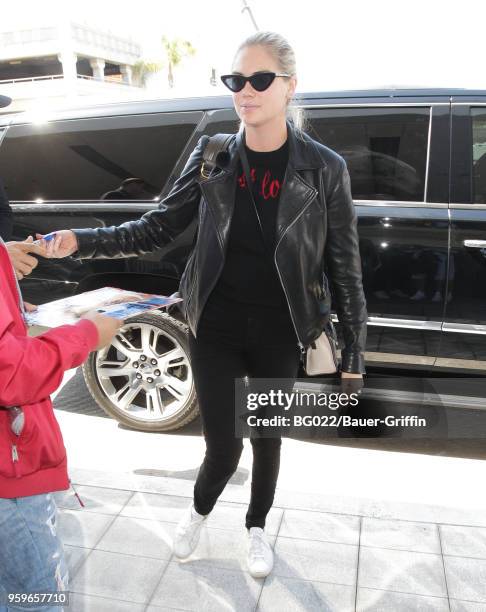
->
<box><xmin>0</xmin><ymin>494</ymin><xmax>68</xmax><ymax>612</ymax></box>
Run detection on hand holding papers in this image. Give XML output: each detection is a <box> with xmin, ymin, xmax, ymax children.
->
<box><xmin>25</xmin><ymin>287</ymin><xmax>183</xmax><ymax>328</ymax></box>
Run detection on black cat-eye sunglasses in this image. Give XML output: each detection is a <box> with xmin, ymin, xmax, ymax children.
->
<box><xmin>220</xmin><ymin>71</ymin><xmax>290</xmax><ymax>93</ymax></box>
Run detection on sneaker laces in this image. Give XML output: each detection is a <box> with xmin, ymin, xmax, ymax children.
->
<box><xmin>178</xmin><ymin>506</ymin><xmax>204</xmax><ymax>535</ymax></box>
<box><xmin>249</xmin><ymin>531</ymin><xmax>266</xmax><ymax>559</ymax></box>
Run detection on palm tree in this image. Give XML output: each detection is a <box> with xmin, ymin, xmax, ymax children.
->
<box><xmin>161</xmin><ymin>36</ymin><xmax>196</xmax><ymax>88</ymax></box>
<box><xmin>131</xmin><ymin>60</ymin><xmax>163</xmax><ymax>88</ymax></box>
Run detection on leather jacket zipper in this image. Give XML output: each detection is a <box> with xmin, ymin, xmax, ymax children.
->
<box><xmin>184</xmin><ymin>251</ymin><xmax>198</xmax><ymax>307</ymax></box>
<box><xmin>274</xmin><ymin>188</ymin><xmax>318</xmax><ymax>354</ymax></box>
<box><xmin>274</xmin><ymin>255</ymin><xmax>305</xmax><ymax>355</ymax></box>
<box><xmin>191</xmin><ymin>221</ymin><xmax>227</xmax><ymax>339</ymax></box>
<box><xmin>191</xmin><ymin>180</ymin><xmax>228</xmax><ymax>337</ymax></box>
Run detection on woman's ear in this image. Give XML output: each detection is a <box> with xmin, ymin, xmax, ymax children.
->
<box><xmin>288</xmin><ymin>76</ymin><xmax>297</xmax><ymax>101</ymax></box>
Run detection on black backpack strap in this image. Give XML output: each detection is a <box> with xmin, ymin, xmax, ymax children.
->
<box><xmin>201</xmin><ymin>133</ymin><xmax>234</xmax><ymax>179</ymax></box>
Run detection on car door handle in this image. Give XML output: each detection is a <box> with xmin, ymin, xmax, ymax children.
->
<box><xmin>464</xmin><ymin>240</ymin><xmax>486</xmax><ymax>248</ymax></box>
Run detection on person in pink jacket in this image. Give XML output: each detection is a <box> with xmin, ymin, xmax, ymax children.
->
<box><xmin>0</xmin><ymin>236</ymin><xmax>121</xmax><ymax>611</ymax></box>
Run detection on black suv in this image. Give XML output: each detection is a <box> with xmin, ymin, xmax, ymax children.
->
<box><xmin>1</xmin><ymin>88</ymin><xmax>485</xmax><ymax>431</ymax></box>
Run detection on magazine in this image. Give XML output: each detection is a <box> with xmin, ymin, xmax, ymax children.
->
<box><xmin>25</xmin><ymin>287</ymin><xmax>183</xmax><ymax>328</ymax></box>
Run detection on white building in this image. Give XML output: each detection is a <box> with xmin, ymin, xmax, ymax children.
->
<box><xmin>0</xmin><ymin>21</ymin><xmax>144</xmax><ymax>113</ymax></box>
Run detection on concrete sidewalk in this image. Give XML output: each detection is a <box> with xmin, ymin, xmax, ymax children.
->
<box><xmin>55</xmin><ymin>466</ymin><xmax>486</xmax><ymax>612</ymax></box>
<box><xmin>51</xmin><ymin>370</ymin><xmax>486</xmax><ymax>611</ymax></box>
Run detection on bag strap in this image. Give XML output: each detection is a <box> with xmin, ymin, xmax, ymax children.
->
<box><xmin>201</xmin><ymin>133</ymin><xmax>234</xmax><ymax>179</ymax></box>
<box><xmin>236</xmin><ymin>133</ymin><xmax>272</xmax><ymax>257</ymax></box>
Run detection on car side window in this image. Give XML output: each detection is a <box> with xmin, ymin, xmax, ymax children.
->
<box><xmin>203</xmin><ymin>120</ymin><xmax>240</xmax><ymax>138</ymax></box>
<box><xmin>308</xmin><ymin>107</ymin><xmax>430</xmax><ymax>202</ymax></box>
<box><xmin>0</xmin><ymin>111</ymin><xmax>202</xmax><ymax>202</ymax></box>
<box><xmin>472</xmin><ymin>109</ymin><xmax>486</xmax><ymax>204</ymax></box>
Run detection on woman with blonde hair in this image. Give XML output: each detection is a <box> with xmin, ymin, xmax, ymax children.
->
<box><xmin>40</xmin><ymin>31</ymin><xmax>367</xmax><ymax>578</ymax></box>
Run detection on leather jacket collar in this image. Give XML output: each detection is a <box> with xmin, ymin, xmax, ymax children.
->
<box><xmin>221</xmin><ymin>118</ymin><xmax>328</xmax><ymax>175</ymax></box>
<box><xmin>199</xmin><ymin>119</ymin><xmax>324</xmax><ymax>249</ymax></box>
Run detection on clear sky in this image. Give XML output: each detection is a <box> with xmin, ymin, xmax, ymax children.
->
<box><xmin>3</xmin><ymin>0</ymin><xmax>485</xmax><ymax>97</ymax></box>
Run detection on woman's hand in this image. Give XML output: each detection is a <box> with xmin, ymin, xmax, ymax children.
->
<box><xmin>35</xmin><ymin>230</ymin><xmax>78</xmax><ymax>258</ymax></box>
<box><xmin>81</xmin><ymin>311</ymin><xmax>123</xmax><ymax>351</ymax></box>
<box><xmin>5</xmin><ymin>237</ymin><xmax>45</xmax><ymax>279</ymax></box>
<box><xmin>23</xmin><ymin>302</ymin><xmax>38</xmax><ymax>313</ymax></box>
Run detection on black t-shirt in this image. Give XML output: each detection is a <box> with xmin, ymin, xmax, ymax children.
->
<box><xmin>205</xmin><ymin>138</ymin><xmax>290</xmax><ymax>313</ymax></box>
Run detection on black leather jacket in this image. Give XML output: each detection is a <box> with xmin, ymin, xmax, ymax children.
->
<box><xmin>73</xmin><ymin>120</ymin><xmax>368</xmax><ymax>373</ymax></box>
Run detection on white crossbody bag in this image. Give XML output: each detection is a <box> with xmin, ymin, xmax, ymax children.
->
<box><xmin>304</xmin><ymin>323</ymin><xmax>339</xmax><ymax>375</ymax></box>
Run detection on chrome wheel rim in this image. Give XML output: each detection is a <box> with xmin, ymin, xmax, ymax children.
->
<box><xmin>95</xmin><ymin>321</ymin><xmax>193</xmax><ymax>422</ymax></box>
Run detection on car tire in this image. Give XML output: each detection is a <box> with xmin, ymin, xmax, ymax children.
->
<box><xmin>82</xmin><ymin>311</ymin><xmax>199</xmax><ymax>432</ymax></box>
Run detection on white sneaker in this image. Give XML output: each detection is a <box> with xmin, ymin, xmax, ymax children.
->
<box><xmin>247</xmin><ymin>527</ymin><xmax>273</xmax><ymax>578</ymax></box>
<box><xmin>172</xmin><ymin>503</ymin><xmax>208</xmax><ymax>559</ymax></box>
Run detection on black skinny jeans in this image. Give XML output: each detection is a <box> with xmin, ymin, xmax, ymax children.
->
<box><xmin>188</xmin><ymin>294</ymin><xmax>301</xmax><ymax>529</ymax></box>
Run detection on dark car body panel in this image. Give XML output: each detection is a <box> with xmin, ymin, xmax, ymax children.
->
<box><xmin>2</xmin><ymin>88</ymin><xmax>485</xmax><ymax>373</ymax></box>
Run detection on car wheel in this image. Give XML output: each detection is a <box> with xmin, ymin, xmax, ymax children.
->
<box><xmin>82</xmin><ymin>312</ymin><xmax>199</xmax><ymax>431</ymax></box>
